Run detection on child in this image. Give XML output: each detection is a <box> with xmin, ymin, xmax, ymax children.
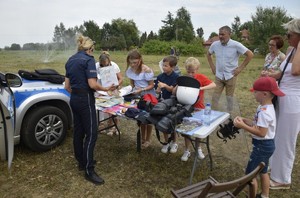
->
<box><xmin>96</xmin><ymin>52</ymin><xmax>123</xmax><ymax>136</ymax></box>
<box><xmin>233</xmin><ymin>77</ymin><xmax>285</xmax><ymax>198</ymax></box>
<box><xmin>155</xmin><ymin>55</ymin><xmax>179</xmax><ymax>153</ymax></box>
<box><xmin>175</xmin><ymin>57</ymin><xmax>216</xmax><ymax>161</ymax></box>
<box><xmin>126</xmin><ymin>49</ymin><xmax>156</xmax><ymax>149</ymax></box>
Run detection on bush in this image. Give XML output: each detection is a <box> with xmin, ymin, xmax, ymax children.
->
<box><xmin>141</xmin><ymin>39</ymin><xmax>205</xmax><ymax>56</ymax></box>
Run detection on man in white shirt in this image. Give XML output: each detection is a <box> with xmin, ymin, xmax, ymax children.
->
<box><xmin>207</xmin><ymin>26</ymin><xmax>253</xmax><ymax>112</ymax></box>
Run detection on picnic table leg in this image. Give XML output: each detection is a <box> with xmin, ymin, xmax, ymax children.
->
<box><xmin>189</xmin><ymin>138</ymin><xmax>200</xmax><ymax>185</ymax></box>
<box><xmin>136</xmin><ymin>121</ymin><xmax>141</xmax><ymax>152</ymax></box>
<box><xmin>206</xmin><ymin>136</ymin><xmax>213</xmax><ymax>171</ymax></box>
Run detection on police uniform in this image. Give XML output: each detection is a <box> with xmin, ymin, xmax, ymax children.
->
<box><xmin>65</xmin><ymin>50</ymin><xmax>98</xmax><ymax>176</ymax></box>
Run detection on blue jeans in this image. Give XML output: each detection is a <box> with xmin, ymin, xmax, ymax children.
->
<box><xmin>70</xmin><ymin>91</ymin><xmax>98</xmax><ymax>174</ymax></box>
<box><xmin>246</xmin><ymin>138</ymin><xmax>275</xmax><ymax>174</ymax></box>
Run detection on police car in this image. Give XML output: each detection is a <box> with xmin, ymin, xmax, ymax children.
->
<box><xmin>0</xmin><ymin>72</ymin><xmax>72</xmax><ymax>168</ymax></box>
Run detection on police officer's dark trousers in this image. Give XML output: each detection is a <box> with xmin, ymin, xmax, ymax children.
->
<box><xmin>70</xmin><ymin>91</ymin><xmax>98</xmax><ymax>174</ymax></box>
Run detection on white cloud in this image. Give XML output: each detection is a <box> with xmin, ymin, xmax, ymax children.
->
<box><xmin>0</xmin><ymin>0</ymin><xmax>299</xmax><ymax>48</ymax></box>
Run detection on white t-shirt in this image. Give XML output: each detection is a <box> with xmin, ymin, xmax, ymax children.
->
<box><xmin>95</xmin><ymin>61</ymin><xmax>121</xmax><ymax>83</ymax></box>
<box><xmin>253</xmin><ymin>104</ymin><xmax>276</xmax><ymax>140</ymax></box>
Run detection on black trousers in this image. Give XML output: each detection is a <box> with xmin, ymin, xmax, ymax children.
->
<box><xmin>70</xmin><ymin>91</ymin><xmax>97</xmax><ymax>174</ymax></box>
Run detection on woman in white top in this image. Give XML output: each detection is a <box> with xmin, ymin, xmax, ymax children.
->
<box><xmin>262</xmin><ymin>19</ymin><xmax>300</xmax><ymax>190</ymax></box>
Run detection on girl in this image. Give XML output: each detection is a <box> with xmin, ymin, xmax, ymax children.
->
<box><xmin>126</xmin><ymin>49</ymin><xmax>155</xmax><ymax>149</ymax></box>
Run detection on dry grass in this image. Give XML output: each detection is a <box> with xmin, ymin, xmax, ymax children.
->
<box><xmin>0</xmin><ymin>50</ymin><xmax>299</xmax><ymax>198</ymax></box>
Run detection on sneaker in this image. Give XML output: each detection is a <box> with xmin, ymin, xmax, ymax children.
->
<box><xmin>169</xmin><ymin>143</ymin><xmax>178</xmax><ymax>153</ymax></box>
<box><xmin>161</xmin><ymin>144</ymin><xmax>170</xmax><ymax>154</ymax></box>
<box><xmin>197</xmin><ymin>148</ymin><xmax>205</xmax><ymax>159</ymax></box>
<box><xmin>181</xmin><ymin>150</ymin><xmax>191</xmax><ymax>162</ymax></box>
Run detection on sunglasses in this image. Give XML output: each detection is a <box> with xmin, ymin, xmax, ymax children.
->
<box><xmin>286</xmin><ymin>33</ymin><xmax>293</xmax><ymax>39</ymax></box>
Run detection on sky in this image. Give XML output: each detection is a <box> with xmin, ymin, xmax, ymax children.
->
<box><xmin>0</xmin><ymin>0</ymin><xmax>299</xmax><ymax>48</ymax></box>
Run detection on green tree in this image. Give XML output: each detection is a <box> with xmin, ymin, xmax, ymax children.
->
<box><xmin>209</xmin><ymin>32</ymin><xmax>218</xmax><ymax>39</ymax></box>
<box><xmin>82</xmin><ymin>20</ymin><xmax>101</xmax><ymax>50</ymax></box>
<box><xmin>53</xmin><ymin>22</ymin><xmax>80</xmax><ymax>50</ymax></box>
<box><xmin>139</xmin><ymin>32</ymin><xmax>147</xmax><ymax>48</ymax></box>
<box><xmin>111</xmin><ymin>18</ymin><xmax>139</xmax><ymax>49</ymax></box>
<box><xmin>147</xmin><ymin>31</ymin><xmax>158</xmax><ymax>40</ymax></box>
<box><xmin>231</xmin><ymin>16</ymin><xmax>241</xmax><ymax>40</ymax></box>
<box><xmin>174</xmin><ymin>7</ymin><xmax>195</xmax><ymax>43</ymax></box>
<box><xmin>159</xmin><ymin>11</ymin><xmax>176</xmax><ymax>41</ymax></box>
<box><xmin>10</xmin><ymin>43</ymin><xmax>21</xmax><ymax>50</ymax></box>
<box><xmin>247</xmin><ymin>6</ymin><xmax>292</xmax><ymax>54</ymax></box>
<box><xmin>196</xmin><ymin>27</ymin><xmax>204</xmax><ymax>38</ymax></box>
<box><xmin>100</xmin><ymin>18</ymin><xmax>139</xmax><ymax>50</ymax></box>
<box><xmin>159</xmin><ymin>7</ymin><xmax>195</xmax><ymax>43</ymax></box>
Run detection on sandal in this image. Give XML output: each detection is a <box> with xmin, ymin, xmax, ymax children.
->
<box><xmin>270</xmin><ymin>180</ymin><xmax>290</xmax><ymax>190</ymax></box>
<box><xmin>107</xmin><ymin>126</ymin><xmax>120</xmax><ymax>136</ymax></box>
<box><xmin>141</xmin><ymin>141</ymin><xmax>151</xmax><ymax>149</ymax></box>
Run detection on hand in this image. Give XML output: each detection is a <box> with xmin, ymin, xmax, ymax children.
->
<box><xmin>107</xmin><ymin>84</ymin><xmax>116</xmax><ymax>91</ymax></box>
<box><xmin>233</xmin><ymin>116</ymin><xmax>244</xmax><ymax>128</ymax></box>
<box><xmin>158</xmin><ymin>81</ymin><xmax>166</xmax><ymax>89</ymax></box>
<box><xmin>261</xmin><ymin>70</ymin><xmax>269</xmax><ymax>77</ymax></box>
<box><xmin>233</xmin><ymin>67</ymin><xmax>242</xmax><ymax>76</ymax></box>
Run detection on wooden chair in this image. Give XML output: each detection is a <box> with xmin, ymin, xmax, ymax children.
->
<box><xmin>171</xmin><ymin>162</ymin><xmax>265</xmax><ymax>198</ymax></box>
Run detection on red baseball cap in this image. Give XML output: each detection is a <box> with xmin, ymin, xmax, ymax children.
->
<box><xmin>250</xmin><ymin>77</ymin><xmax>285</xmax><ymax>96</ymax></box>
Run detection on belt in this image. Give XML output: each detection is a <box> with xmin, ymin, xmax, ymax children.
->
<box><xmin>72</xmin><ymin>89</ymin><xmax>94</xmax><ymax>94</ymax></box>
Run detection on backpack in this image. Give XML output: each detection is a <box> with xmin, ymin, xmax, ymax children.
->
<box><xmin>137</xmin><ymin>93</ymin><xmax>158</xmax><ymax>112</ymax></box>
<box><xmin>18</xmin><ymin>69</ymin><xmax>65</xmax><ymax>84</ymax></box>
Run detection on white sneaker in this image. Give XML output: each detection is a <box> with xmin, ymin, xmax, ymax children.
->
<box><xmin>161</xmin><ymin>144</ymin><xmax>170</xmax><ymax>154</ymax></box>
<box><xmin>181</xmin><ymin>150</ymin><xmax>191</xmax><ymax>162</ymax></box>
<box><xmin>169</xmin><ymin>143</ymin><xmax>178</xmax><ymax>153</ymax></box>
<box><xmin>197</xmin><ymin>148</ymin><xmax>205</xmax><ymax>159</ymax></box>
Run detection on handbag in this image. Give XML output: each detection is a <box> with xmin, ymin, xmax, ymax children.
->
<box><xmin>272</xmin><ymin>48</ymin><xmax>295</xmax><ymax>108</ymax></box>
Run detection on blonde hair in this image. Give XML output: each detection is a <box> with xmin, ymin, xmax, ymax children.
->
<box><xmin>282</xmin><ymin>18</ymin><xmax>300</xmax><ymax>34</ymax></box>
<box><xmin>76</xmin><ymin>34</ymin><xmax>95</xmax><ymax>51</ymax></box>
<box><xmin>185</xmin><ymin>57</ymin><xmax>200</xmax><ymax>70</ymax></box>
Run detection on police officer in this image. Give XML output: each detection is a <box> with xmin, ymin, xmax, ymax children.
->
<box><xmin>64</xmin><ymin>34</ymin><xmax>115</xmax><ymax>185</ymax></box>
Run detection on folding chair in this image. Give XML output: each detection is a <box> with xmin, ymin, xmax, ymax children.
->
<box><xmin>171</xmin><ymin>162</ymin><xmax>265</xmax><ymax>198</ymax></box>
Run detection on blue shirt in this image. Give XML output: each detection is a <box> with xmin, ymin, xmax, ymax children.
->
<box><xmin>208</xmin><ymin>39</ymin><xmax>248</xmax><ymax>80</ymax></box>
<box><xmin>155</xmin><ymin>71</ymin><xmax>178</xmax><ymax>99</ymax></box>
<box><xmin>65</xmin><ymin>51</ymin><xmax>97</xmax><ymax>90</ymax></box>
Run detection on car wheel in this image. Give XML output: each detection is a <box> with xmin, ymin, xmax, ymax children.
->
<box><xmin>22</xmin><ymin>105</ymin><xmax>68</xmax><ymax>152</ymax></box>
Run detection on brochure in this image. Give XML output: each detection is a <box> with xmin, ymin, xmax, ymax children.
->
<box><xmin>98</xmin><ymin>66</ymin><xmax>119</xmax><ymax>87</ymax></box>
<box><xmin>97</xmin><ymin>85</ymin><xmax>134</xmax><ymax>97</ymax></box>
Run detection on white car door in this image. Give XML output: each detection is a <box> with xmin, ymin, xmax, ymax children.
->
<box><xmin>0</xmin><ymin>73</ymin><xmax>20</xmax><ymax>169</ymax></box>
<box><xmin>0</xmin><ymin>99</ymin><xmax>14</xmax><ymax>169</ymax></box>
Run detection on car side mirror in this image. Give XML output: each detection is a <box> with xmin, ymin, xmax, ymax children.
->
<box><xmin>5</xmin><ymin>73</ymin><xmax>22</xmax><ymax>87</ymax></box>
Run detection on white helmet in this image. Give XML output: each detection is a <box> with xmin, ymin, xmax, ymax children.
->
<box><xmin>176</xmin><ymin>76</ymin><xmax>200</xmax><ymax>105</ymax></box>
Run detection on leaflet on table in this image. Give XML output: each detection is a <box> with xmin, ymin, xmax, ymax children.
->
<box><xmin>95</xmin><ymin>97</ymin><xmax>123</xmax><ymax>108</ymax></box>
<box><xmin>176</xmin><ymin>110</ymin><xmax>225</xmax><ymax>135</ymax></box>
<box><xmin>97</xmin><ymin>85</ymin><xmax>134</xmax><ymax>97</ymax></box>
<box><xmin>102</xmin><ymin>105</ymin><xmax>127</xmax><ymax>116</ymax></box>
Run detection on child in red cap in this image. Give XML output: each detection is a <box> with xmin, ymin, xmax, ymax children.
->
<box><xmin>233</xmin><ymin>76</ymin><xmax>284</xmax><ymax>198</ymax></box>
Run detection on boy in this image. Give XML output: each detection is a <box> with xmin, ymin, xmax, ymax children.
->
<box><xmin>233</xmin><ymin>77</ymin><xmax>285</xmax><ymax>198</ymax></box>
<box><xmin>155</xmin><ymin>55</ymin><xmax>179</xmax><ymax>153</ymax></box>
<box><xmin>174</xmin><ymin>57</ymin><xmax>216</xmax><ymax>161</ymax></box>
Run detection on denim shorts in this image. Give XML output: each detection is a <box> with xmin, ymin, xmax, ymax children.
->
<box><xmin>245</xmin><ymin>138</ymin><xmax>275</xmax><ymax>174</ymax></box>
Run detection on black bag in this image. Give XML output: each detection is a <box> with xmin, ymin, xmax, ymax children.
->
<box><xmin>272</xmin><ymin>48</ymin><xmax>295</xmax><ymax>108</ymax></box>
<box><xmin>217</xmin><ymin>119</ymin><xmax>240</xmax><ymax>143</ymax></box>
<box><xmin>272</xmin><ymin>96</ymin><xmax>278</xmax><ymax>108</ymax></box>
<box><xmin>18</xmin><ymin>69</ymin><xmax>65</xmax><ymax>84</ymax></box>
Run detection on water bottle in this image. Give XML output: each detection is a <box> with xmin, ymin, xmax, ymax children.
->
<box><xmin>203</xmin><ymin>103</ymin><xmax>211</xmax><ymax>126</ymax></box>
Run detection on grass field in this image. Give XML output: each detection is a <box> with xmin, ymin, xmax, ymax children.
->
<box><xmin>0</xmin><ymin>50</ymin><xmax>299</xmax><ymax>197</ymax></box>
